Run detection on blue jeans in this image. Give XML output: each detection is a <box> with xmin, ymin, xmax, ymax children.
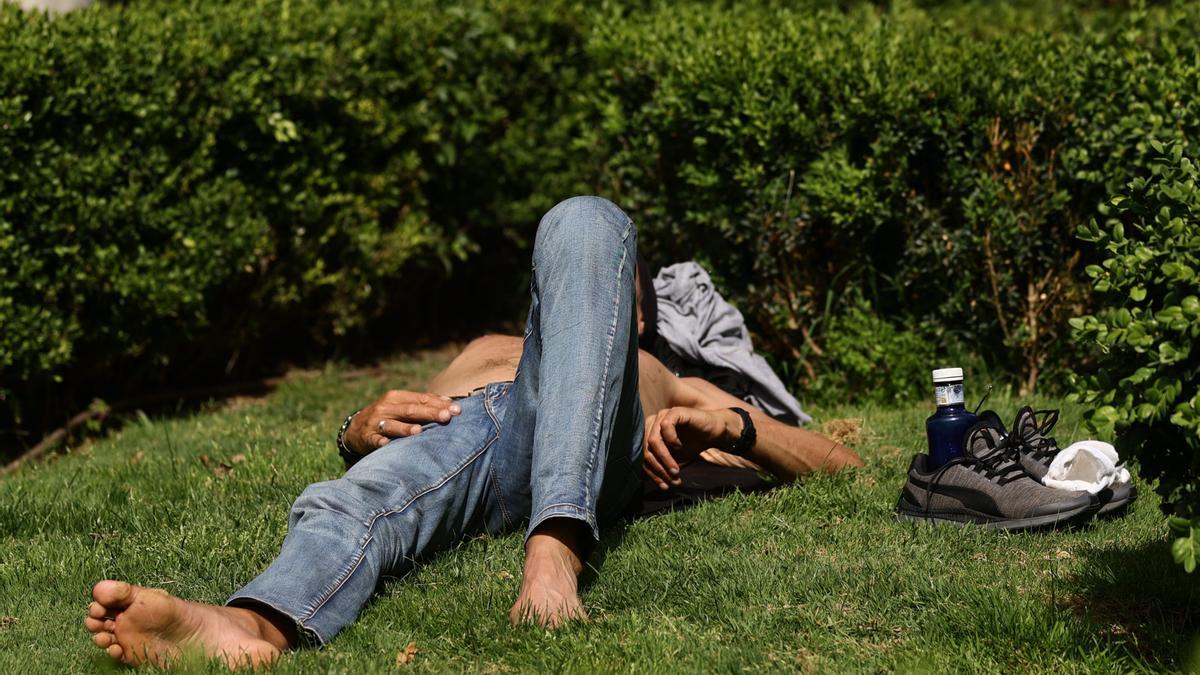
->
<box><xmin>227</xmin><ymin>196</ymin><xmax>644</xmax><ymax>646</ymax></box>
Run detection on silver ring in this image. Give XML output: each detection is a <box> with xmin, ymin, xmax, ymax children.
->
<box><xmin>378</xmin><ymin>420</ymin><xmax>386</xmax><ymax>432</ymax></box>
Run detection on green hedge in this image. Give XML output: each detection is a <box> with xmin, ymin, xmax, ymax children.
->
<box><xmin>4</xmin><ymin>0</ymin><xmax>1200</xmax><ymax>448</ymax></box>
<box><xmin>1071</xmin><ymin>143</ymin><xmax>1200</xmax><ymax>571</ymax></box>
<box><xmin>584</xmin><ymin>2</ymin><xmax>1200</xmax><ymax>402</ymax></box>
<box><xmin>1</xmin><ymin>0</ymin><xmax>597</xmax><ymax>437</ymax></box>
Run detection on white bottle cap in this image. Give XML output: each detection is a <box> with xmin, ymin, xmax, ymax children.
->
<box><xmin>931</xmin><ymin>367</ymin><xmax>964</xmax><ymax>383</ymax></box>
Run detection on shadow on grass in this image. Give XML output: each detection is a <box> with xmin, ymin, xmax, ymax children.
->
<box><xmin>579</xmin><ymin>520</ymin><xmax>631</xmax><ymax>592</ymax></box>
<box><xmin>1067</xmin><ymin>536</ymin><xmax>1200</xmax><ymax>670</ymax></box>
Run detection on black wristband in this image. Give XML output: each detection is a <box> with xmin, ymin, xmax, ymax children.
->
<box><xmin>337</xmin><ymin>409</ymin><xmax>362</xmax><ymax>468</ymax></box>
<box><xmin>727</xmin><ymin>407</ymin><xmax>756</xmax><ymax>456</ymax></box>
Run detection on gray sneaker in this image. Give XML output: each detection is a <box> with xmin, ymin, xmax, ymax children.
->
<box><xmin>1010</xmin><ymin>406</ymin><xmax>1137</xmax><ymax>517</ymax></box>
<box><xmin>895</xmin><ymin>420</ymin><xmax>1098</xmax><ymax>531</ymax></box>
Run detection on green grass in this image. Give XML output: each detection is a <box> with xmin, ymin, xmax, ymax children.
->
<box><xmin>1</xmin><ymin>349</ymin><xmax>1196</xmax><ymax>673</ymax></box>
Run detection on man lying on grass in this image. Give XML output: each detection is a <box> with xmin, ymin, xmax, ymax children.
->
<box><xmin>84</xmin><ymin>196</ymin><xmax>863</xmax><ymax>669</ymax></box>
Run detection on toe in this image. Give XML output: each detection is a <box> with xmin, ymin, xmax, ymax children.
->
<box><xmin>92</xmin><ymin>580</ymin><xmax>135</xmax><ymax>609</ymax></box>
<box><xmin>509</xmin><ymin>601</ymin><xmax>531</xmax><ymax>626</ymax></box>
<box><xmin>84</xmin><ymin>616</ymin><xmax>105</xmax><ymax>633</ymax></box>
<box><xmin>106</xmin><ymin>644</ymin><xmax>123</xmax><ymax>660</ymax></box>
<box><xmin>93</xmin><ymin>631</ymin><xmax>114</xmax><ymax>648</ymax></box>
<box><xmin>88</xmin><ymin>602</ymin><xmax>107</xmax><ymax>620</ymax></box>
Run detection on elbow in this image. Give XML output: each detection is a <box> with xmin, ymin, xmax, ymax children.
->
<box><xmin>823</xmin><ymin>445</ymin><xmax>864</xmax><ymax>473</ymax></box>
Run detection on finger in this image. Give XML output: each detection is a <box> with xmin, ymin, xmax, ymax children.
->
<box><xmin>399</xmin><ymin>402</ymin><xmax>455</xmax><ymax>423</ymax></box>
<box><xmin>647</xmin><ymin>423</ymin><xmax>680</xmax><ymax>485</ymax></box>
<box><xmin>378</xmin><ymin>402</ymin><xmax>458</xmax><ymax>424</ymax></box>
<box><xmin>642</xmin><ymin>413</ymin><xmax>670</xmax><ymax>488</ymax></box>
<box><xmin>651</xmin><ymin>415</ymin><xmax>681</xmax><ymax>478</ymax></box>
<box><xmin>383</xmin><ymin>389</ymin><xmax>424</xmax><ymax>404</ymax></box>
<box><xmin>661</xmin><ymin>412</ymin><xmax>683</xmax><ymax>453</ymax></box>
<box><xmin>642</xmin><ymin>448</ymin><xmax>670</xmax><ymax>490</ymax></box>
<box><xmin>375</xmin><ymin>419</ymin><xmax>425</xmax><ymax>439</ymax></box>
<box><xmin>432</xmin><ymin>395</ymin><xmax>463</xmax><ymax>416</ymax></box>
<box><xmin>652</xmin><ymin>437</ymin><xmax>682</xmax><ymax>486</ymax></box>
<box><xmin>383</xmin><ymin>391</ymin><xmax>461</xmax><ymax>416</ymax></box>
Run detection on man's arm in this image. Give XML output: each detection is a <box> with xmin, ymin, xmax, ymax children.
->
<box><xmin>643</xmin><ymin>376</ymin><xmax>863</xmax><ymax>489</ymax></box>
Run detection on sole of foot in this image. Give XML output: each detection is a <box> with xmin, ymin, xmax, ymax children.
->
<box><xmin>85</xmin><ymin>580</ymin><xmax>281</xmax><ymax>670</ymax></box>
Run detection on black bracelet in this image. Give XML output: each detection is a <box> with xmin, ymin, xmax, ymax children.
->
<box><xmin>337</xmin><ymin>409</ymin><xmax>362</xmax><ymax>467</ymax></box>
<box><xmin>727</xmin><ymin>407</ymin><xmax>756</xmax><ymax>456</ymax></box>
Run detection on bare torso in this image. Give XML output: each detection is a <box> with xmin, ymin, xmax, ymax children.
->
<box><xmin>427</xmin><ymin>335</ymin><xmax>525</xmax><ymax>398</ymax></box>
<box><xmin>426</xmin><ymin>333</ymin><xmax>852</xmax><ymax>479</ymax></box>
<box><xmin>426</xmin><ymin>334</ymin><xmax>684</xmax><ymax>418</ymax></box>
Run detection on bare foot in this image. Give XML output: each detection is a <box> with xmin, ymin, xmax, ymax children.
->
<box><xmin>509</xmin><ymin>520</ymin><xmax>588</xmax><ymax>628</ymax></box>
<box><xmin>84</xmin><ymin>580</ymin><xmax>285</xmax><ymax>669</ymax></box>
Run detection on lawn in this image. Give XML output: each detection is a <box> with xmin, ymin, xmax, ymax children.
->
<box><xmin>0</xmin><ymin>348</ymin><xmax>1194</xmax><ymax>673</ymax></box>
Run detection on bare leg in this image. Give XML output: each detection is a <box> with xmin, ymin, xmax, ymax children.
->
<box><xmin>509</xmin><ymin>518</ymin><xmax>587</xmax><ymax>627</ymax></box>
<box><xmin>84</xmin><ymin>580</ymin><xmax>289</xmax><ymax>669</ymax></box>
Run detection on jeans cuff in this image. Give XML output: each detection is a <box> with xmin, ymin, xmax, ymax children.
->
<box><xmin>226</xmin><ymin>593</ymin><xmax>327</xmax><ymax>649</ymax></box>
<box><xmin>526</xmin><ymin>503</ymin><xmax>600</xmax><ymax>544</ymax></box>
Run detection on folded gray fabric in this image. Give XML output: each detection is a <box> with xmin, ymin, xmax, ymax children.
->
<box><xmin>652</xmin><ymin>261</ymin><xmax>811</xmax><ymax>425</ymax></box>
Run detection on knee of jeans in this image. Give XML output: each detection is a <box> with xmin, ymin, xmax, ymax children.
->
<box><xmin>289</xmin><ymin>478</ymin><xmax>372</xmax><ymax>526</ymax></box>
<box><xmin>534</xmin><ymin>196</ymin><xmax>633</xmax><ymax>266</ymax></box>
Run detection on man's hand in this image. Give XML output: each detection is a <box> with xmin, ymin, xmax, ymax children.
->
<box><xmin>642</xmin><ymin>407</ymin><xmax>742</xmax><ymax>491</ymax></box>
<box><xmin>344</xmin><ymin>390</ymin><xmax>462</xmax><ymax>456</ymax></box>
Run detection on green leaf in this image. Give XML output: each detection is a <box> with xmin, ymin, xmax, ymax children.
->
<box><xmin>1169</xmin><ymin>516</ymin><xmax>1193</xmax><ymax>535</ymax></box>
<box><xmin>1130</xmin><ymin>286</ymin><xmax>1147</xmax><ymax>302</ymax></box>
<box><xmin>1172</xmin><ymin>533</ymin><xmax>1198</xmax><ymax>573</ymax></box>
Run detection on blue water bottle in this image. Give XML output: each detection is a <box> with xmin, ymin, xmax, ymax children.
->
<box><xmin>925</xmin><ymin>367</ymin><xmax>977</xmax><ymax>469</ymax></box>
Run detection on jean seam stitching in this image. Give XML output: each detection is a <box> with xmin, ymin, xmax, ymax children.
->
<box><xmin>299</xmin><ymin>534</ymin><xmax>373</xmax><ymax>621</ymax></box>
<box><xmin>485</xmin><ymin>384</ymin><xmax>512</xmax><ymax>528</ymax></box>
<box><xmin>489</xmin><ymin>466</ymin><xmax>512</xmax><ymax>529</ymax></box>
<box><xmin>582</xmin><ymin>241</ymin><xmax>629</xmax><ymax>515</ymax></box>
<box><xmin>300</xmin><ymin>433</ymin><xmax>499</xmax><ymax>623</ymax></box>
<box><xmin>514</xmin><ymin>277</ymin><xmax>537</xmax><ymax>382</ymax></box>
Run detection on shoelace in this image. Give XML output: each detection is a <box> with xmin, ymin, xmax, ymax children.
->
<box><xmin>921</xmin><ymin>433</ymin><xmax>1028</xmax><ymax>522</ymax></box>
<box><xmin>1016</xmin><ymin>409</ymin><xmax>1061</xmax><ymax>462</ymax></box>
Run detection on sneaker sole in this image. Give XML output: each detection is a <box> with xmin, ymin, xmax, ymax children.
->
<box><xmin>895</xmin><ymin>494</ymin><xmax>1098</xmax><ymax>532</ymax></box>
